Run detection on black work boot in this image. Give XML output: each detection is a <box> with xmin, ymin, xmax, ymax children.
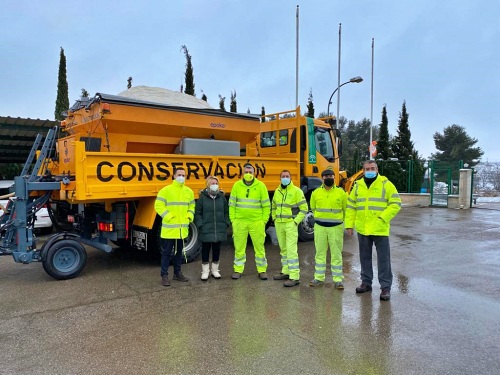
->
<box><xmin>380</xmin><ymin>289</ymin><xmax>391</xmax><ymax>301</ymax></box>
<box><xmin>173</xmin><ymin>272</ymin><xmax>189</xmax><ymax>282</ymax></box>
<box><xmin>273</xmin><ymin>273</ymin><xmax>290</xmax><ymax>280</ymax></box>
<box><xmin>355</xmin><ymin>283</ymin><xmax>372</xmax><ymax>293</ymax></box>
<box><xmin>161</xmin><ymin>275</ymin><xmax>170</xmax><ymax>287</ymax></box>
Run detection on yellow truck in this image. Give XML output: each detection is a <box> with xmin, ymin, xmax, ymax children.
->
<box><xmin>0</xmin><ymin>92</ymin><xmax>352</xmax><ymax>279</ymax></box>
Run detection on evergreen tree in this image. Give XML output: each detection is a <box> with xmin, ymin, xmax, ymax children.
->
<box><xmin>247</xmin><ymin>108</ymin><xmax>250</xmax><ymax>114</ymax></box>
<box><xmin>54</xmin><ymin>47</ymin><xmax>69</xmax><ymax>121</ymax></box>
<box><xmin>392</xmin><ymin>101</ymin><xmax>415</xmax><ymax>160</ymax></box>
<box><xmin>261</xmin><ymin>106</ymin><xmax>266</xmax><ymax>123</ymax></box>
<box><xmin>0</xmin><ymin>163</ymin><xmax>23</xmax><ymax>180</ymax></box>
<box><xmin>390</xmin><ymin>101</ymin><xmax>427</xmax><ymax>192</ymax></box>
<box><xmin>341</xmin><ymin>118</ymin><xmax>374</xmax><ymax>174</ymax></box>
<box><xmin>127</xmin><ymin>76</ymin><xmax>132</xmax><ymax>89</ymax></box>
<box><xmin>81</xmin><ymin>88</ymin><xmax>89</xmax><ymax>98</ymax></box>
<box><xmin>230</xmin><ymin>90</ymin><xmax>237</xmax><ymax>113</ymax></box>
<box><xmin>218</xmin><ymin>94</ymin><xmax>226</xmax><ymax>111</ymax></box>
<box><xmin>377</xmin><ymin>105</ymin><xmax>391</xmax><ymax>160</ymax></box>
<box><xmin>372</xmin><ymin>104</ymin><xmax>405</xmax><ymax>190</ymax></box>
<box><xmin>409</xmin><ymin>150</ymin><xmax>426</xmax><ymax>193</ymax></box>
<box><xmin>181</xmin><ymin>45</ymin><xmax>195</xmax><ymax>96</ymax></box>
<box><xmin>306</xmin><ymin>88</ymin><xmax>314</xmax><ymax>118</ymax></box>
<box><xmin>432</xmin><ymin>124</ymin><xmax>484</xmax><ymax>166</ymax></box>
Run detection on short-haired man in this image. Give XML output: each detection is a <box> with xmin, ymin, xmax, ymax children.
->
<box><xmin>271</xmin><ymin>170</ymin><xmax>308</xmax><ymax>287</ymax></box>
<box><xmin>154</xmin><ymin>167</ymin><xmax>195</xmax><ymax>286</ymax></box>
<box><xmin>309</xmin><ymin>169</ymin><xmax>347</xmax><ymax>289</ymax></box>
<box><xmin>345</xmin><ymin>160</ymin><xmax>401</xmax><ymax>301</ymax></box>
<box><xmin>229</xmin><ymin>163</ymin><xmax>271</xmax><ymax>280</ymax></box>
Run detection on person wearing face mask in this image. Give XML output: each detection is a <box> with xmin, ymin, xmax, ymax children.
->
<box><xmin>309</xmin><ymin>168</ymin><xmax>347</xmax><ymax>289</ymax></box>
<box><xmin>271</xmin><ymin>170</ymin><xmax>308</xmax><ymax>287</ymax></box>
<box><xmin>154</xmin><ymin>167</ymin><xmax>195</xmax><ymax>286</ymax></box>
<box><xmin>194</xmin><ymin>176</ymin><xmax>230</xmax><ymax>280</ymax></box>
<box><xmin>228</xmin><ymin>162</ymin><xmax>271</xmax><ymax>280</ymax></box>
<box><xmin>345</xmin><ymin>160</ymin><xmax>401</xmax><ymax>301</ymax></box>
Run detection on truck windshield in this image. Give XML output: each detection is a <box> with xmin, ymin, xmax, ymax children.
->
<box><xmin>315</xmin><ymin>127</ymin><xmax>335</xmax><ymax>162</ymax></box>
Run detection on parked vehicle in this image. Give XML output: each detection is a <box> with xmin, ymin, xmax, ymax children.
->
<box><xmin>0</xmin><ymin>91</ymin><xmax>358</xmax><ymax>280</ymax></box>
<box><xmin>0</xmin><ymin>180</ymin><xmax>52</xmax><ymax>233</ymax></box>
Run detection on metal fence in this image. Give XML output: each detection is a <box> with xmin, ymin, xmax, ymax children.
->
<box><xmin>341</xmin><ymin>159</ymin><xmax>468</xmax><ymax>198</ymax></box>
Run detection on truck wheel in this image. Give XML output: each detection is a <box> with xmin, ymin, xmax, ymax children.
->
<box><xmin>298</xmin><ymin>211</ymin><xmax>315</xmax><ymax>242</ymax></box>
<box><xmin>183</xmin><ymin>222</ymin><xmax>202</xmax><ymax>262</ymax></box>
<box><xmin>150</xmin><ymin>220</ymin><xmax>201</xmax><ymax>263</ymax></box>
<box><xmin>42</xmin><ymin>239</ymin><xmax>87</xmax><ymax>280</ymax></box>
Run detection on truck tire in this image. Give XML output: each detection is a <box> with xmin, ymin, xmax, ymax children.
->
<box><xmin>42</xmin><ymin>239</ymin><xmax>87</xmax><ymax>280</ymax></box>
<box><xmin>183</xmin><ymin>222</ymin><xmax>202</xmax><ymax>262</ymax></box>
<box><xmin>298</xmin><ymin>211</ymin><xmax>315</xmax><ymax>242</ymax></box>
<box><xmin>150</xmin><ymin>219</ymin><xmax>201</xmax><ymax>263</ymax></box>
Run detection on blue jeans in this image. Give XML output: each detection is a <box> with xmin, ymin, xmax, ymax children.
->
<box><xmin>357</xmin><ymin>234</ymin><xmax>392</xmax><ymax>290</ymax></box>
<box><xmin>160</xmin><ymin>238</ymin><xmax>183</xmax><ymax>276</ymax></box>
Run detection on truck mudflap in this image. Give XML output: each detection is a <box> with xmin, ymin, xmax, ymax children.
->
<box><xmin>131</xmin><ymin>225</ymin><xmax>148</xmax><ymax>251</ymax></box>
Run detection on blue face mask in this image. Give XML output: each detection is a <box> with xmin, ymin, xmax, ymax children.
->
<box><xmin>364</xmin><ymin>171</ymin><xmax>377</xmax><ymax>179</ymax></box>
<box><xmin>281</xmin><ymin>177</ymin><xmax>291</xmax><ymax>186</ymax></box>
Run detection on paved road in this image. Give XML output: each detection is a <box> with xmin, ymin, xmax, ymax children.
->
<box><xmin>0</xmin><ymin>206</ymin><xmax>499</xmax><ymax>374</ymax></box>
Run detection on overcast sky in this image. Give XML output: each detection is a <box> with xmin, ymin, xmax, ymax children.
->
<box><xmin>1</xmin><ymin>0</ymin><xmax>499</xmax><ymax>161</ymax></box>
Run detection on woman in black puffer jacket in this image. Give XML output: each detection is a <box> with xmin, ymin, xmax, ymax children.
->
<box><xmin>194</xmin><ymin>176</ymin><xmax>230</xmax><ymax>280</ymax></box>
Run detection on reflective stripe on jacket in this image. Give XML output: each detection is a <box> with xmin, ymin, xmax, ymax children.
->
<box><xmin>154</xmin><ymin>180</ymin><xmax>195</xmax><ymax>239</ymax></box>
<box><xmin>310</xmin><ymin>185</ymin><xmax>347</xmax><ymax>225</ymax></box>
<box><xmin>271</xmin><ymin>181</ymin><xmax>308</xmax><ymax>224</ymax></box>
<box><xmin>229</xmin><ymin>178</ymin><xmax>270</xmax><ymax>223</ymax></box>
<box><xmin>345</xmin><ymin>175</ymin><xmax>401</xmax><ymax>236</ymax></box>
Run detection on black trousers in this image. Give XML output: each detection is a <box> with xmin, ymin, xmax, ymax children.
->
<box><xmin>160</xmin><ymin>238</ymin><xmax>183</xmax><ymax>276</ymax></box>
<box><xmin>201</xmin><ymin>242</ymin><xmax>221</xmax><ymax>263</ymax></box>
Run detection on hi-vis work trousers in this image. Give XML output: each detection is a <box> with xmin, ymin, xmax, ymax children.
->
<box><xmin>232</xmin><ymin>220</ymin><xmax>268</xmax><ymax>273</ymax></box>
<box><xmin>313</xmin><ymin>224</ymin><xmax>344</xmax><ymax>282</ymax></box>
<box><xmin>275</xmin><ymin>221</ymin><xmax>300</xmax><ymax>280</ymax></box>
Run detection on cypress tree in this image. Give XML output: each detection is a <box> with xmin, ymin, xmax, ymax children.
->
<box><xmin>218</xmin><ymin>95</ymin><xmax>226</xmax><ymax>111</ymax></box>
<box><xmin>392</xmin><ymin>101</ymin><xmax>414</xmax><ymax>160</ymax></box>
<box><xmin>181</xmin><ymin>45</ymin><xmax>195</xmax><ymax>96</ymax></box>
<box><xmin>377</xmin><ymin>105</ymin><xmax>391</xmax><ymax>160</ymax></box>
<box><xmin>389</xmin><ymin>101</ymin><xmax>424</xmax><ymax>192</ymax></box>
<box><xmin>127</xmin><ymin>76</ymin><xmax>132</xmax><ymax>89</ymax></box>
<box><xmin>306</xmin><ymin>88</ymin><xmax>314</xmax><ymax>118</ymax></box>
<box><xmin>230</xmin><ymin>90</ymin><xmax>237</xmax><ymax>113</ymax></box>
<box><xmin>54</xmin><ymin>47</ymin><xmax>69</xmax><ymax>121</ymax></box>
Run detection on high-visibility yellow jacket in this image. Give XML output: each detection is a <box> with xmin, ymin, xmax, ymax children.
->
<box><xmin>271</xmin><ymin>181</ymin><xmax>308</xmax><ymax>224</ymax></box>
<box><xmin>229</xmin><ymin>178</ymin><xmax>270</xmax><ymax>223</ymax></box>
<box><xmin>154</xmin><ymin>180</ymin><xmax>195</xmax><ymax>239</ymax></box>
<box><xmin>345</xmin><ymin>175</ymin><xmax>401</xmax><ymax>236</ymax></box>
<box><xmin>310</xmin><ymin>185</ymin><xmax>347</xmax><ymax>226</ymax></box>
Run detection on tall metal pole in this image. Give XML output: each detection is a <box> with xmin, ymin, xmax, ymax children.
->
<box><xmin>336</xmin><ymin>23</ymin><xmax>341</xmax><ymax>129</ymax></box>
<box><xmin>295</xmin><ymin>5</ymin><xmax>299</xmax><ymax>109</ymax></box>
<box><xmin>370</xmin><ymin>38</ymin><xmax>374</xmax><ymax>160</ymax></box>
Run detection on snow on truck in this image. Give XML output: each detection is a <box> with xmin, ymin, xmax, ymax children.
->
<box><xmin>0</xmin><ymin>89</ymin><xmax>353</xmax><ymax>280</ymax></box>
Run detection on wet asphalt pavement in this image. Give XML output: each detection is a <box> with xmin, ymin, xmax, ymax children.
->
<box><xmin>0</xmin><ymin>204</ymin><xmax>499</xmax><ymax>375</ymax></box>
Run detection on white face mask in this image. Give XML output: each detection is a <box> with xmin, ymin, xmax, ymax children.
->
<box><xmin>175</xmin><ymin>176</ymin><xmax>185</xmax><ymax>184</ymax></box>
<box><xmin>209</xmin><ymin>184</ymin><xmax>219</xmax><ymax>192</ymax></box>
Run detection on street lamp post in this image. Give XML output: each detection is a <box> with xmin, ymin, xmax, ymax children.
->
<box><xmin>326</xmin><ymin>76</ymin><xmax>363</xmax><ymax>124</ymax></box>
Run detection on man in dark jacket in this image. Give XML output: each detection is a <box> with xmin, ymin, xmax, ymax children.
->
<box><xmin>194</xmin><ymin>176</ymin><xmax>230</xmax><ymax>280</ymax></box>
